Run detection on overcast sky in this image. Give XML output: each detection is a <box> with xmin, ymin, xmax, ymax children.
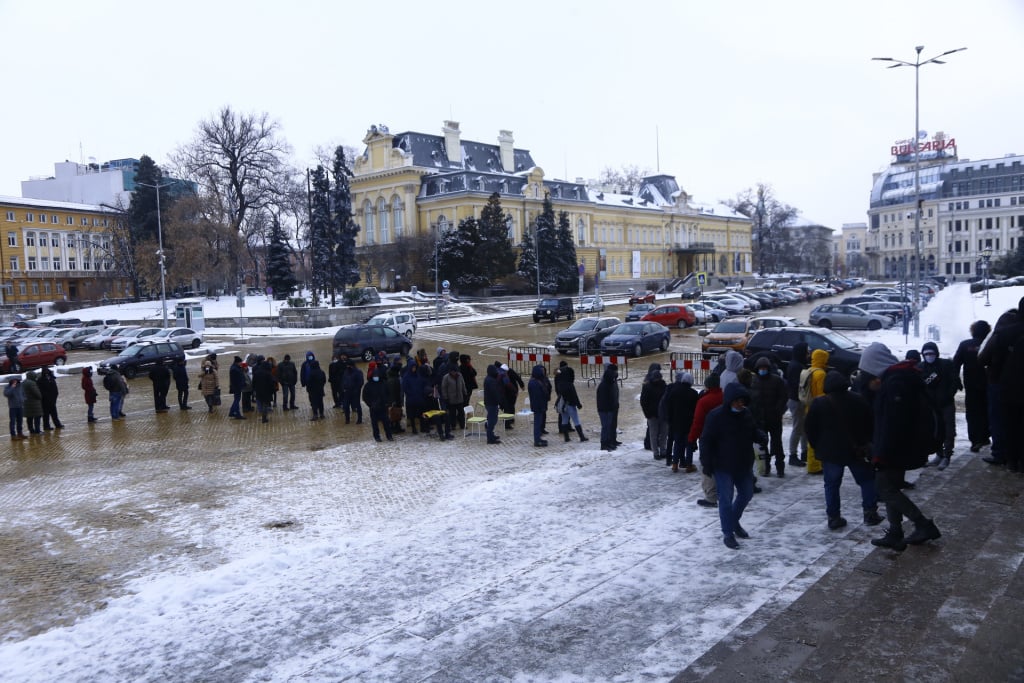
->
<box><xmin>2</xmin><ymin>0</ymin><xmax>1021</xmax><ymax>230</ymax></box>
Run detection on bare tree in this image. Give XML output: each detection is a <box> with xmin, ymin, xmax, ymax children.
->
<box><xmin>597</xmin><ymin>164</ymin><xmax>651</xmax><ymax>195</ymax></box>
<box><xmin>725</xmin><ymin>184</ymin><xmax>798</xmax><ymax>275</ymax></box>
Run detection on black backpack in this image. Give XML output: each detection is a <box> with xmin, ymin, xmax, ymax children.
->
<box><xmin>103</xmin><ymin>373</ymin><xmax>118</xmax><ymax>391</ymax></box>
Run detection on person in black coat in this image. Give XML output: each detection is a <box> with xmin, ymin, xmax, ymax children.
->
<box><xmin>305</xmin><ymin>360</ymin><xmax>327</xmax><ymax>420</ymax></box>
<box><xmin>340</xmin><ymin>361</ymin><xmax>364</xmax><ymax>424</ymax></box>
<box><xmin>918</xmin><ymin>340</ymin><xmax>959</xmax><ymax>469</ymax></box>
<box><xmin>482</xmin><ymin>364</ymin><xmax>503</xmax><ymax>444</ymax></box>
<box><xmin>251</xmin><ymin>359</ymin><xmax>276</xmax><ymax>423</ymax></box>
<box><xmin>952</xmin><ymin>320</ymin><xmax>991</xmax><ymax>453</ymax></box>
<box><xmin>640</xmin><ymin>363</ymin><xmax>668</xmax><ymax>460</ymax></box>
<box><xmin>328</xmin><ymin>355</ymin><xmax>344</xmax><ymax>408</ymax></box>
<box><xmin>362</xmin><ymin>367</ymin><xmax>392</xmax><ymax>441</ymax></box>
<box><xmin>978</xmin><ymin>307</ymin><xmax>1023</xmax><ymax>468</ymax></box>
<box><xmin>38</xmin><ymin>366</ymin><xmax>63</xmax><ymax>430</ymax></box>
<box><xmin>595</xmin><ymin>363</ymin><xmax>620</xmax><ymax>451</ymax></box>
<box><xmin>228</xmin><ymin>356</ymin><xmax>246</xmax><ymax>419</ymax></box>
<box><xmin>660</xmin><ymin>371</ymin><xmax>698</xmax><ymax>472</ymax></box>
<box><xmin>699</xmin><ymin>382</ymin><xmax>767</xmax><ymax>549</ymax></box>
<box><xmin>554</xmin><ymin>362</ymin><xmax>588</xmax><ymax>443</ymax></box>
<box><xmin>750</xmin><ymin>356</ymin><xmax>789</xmax><ymax>477</ymax></box>
<box><xmin>527</xmin><ymin>364</ymin><xmax>551</xmax><ymax>447</ymax></box>
<box><xmin>148</xmin><ymin>361</ymin><xmax>172</xmax><ymax>413</ymax></box>
<box><xmin>401</xmin><ymin>362</ymin><xmax>429</xmax><ymax>434</ymax></box>
<box><xmin>805</xmin><ymin>370</ymin><xmax>882</xmax><ymax>530</ymax></box>
<box><xmin>171</xmin><ymin>358</ymin><xmax>191</xmax><ymax>410</ymax></box>
<box><xmin>276</xmin><ymin>354</ymin><xmax>298</xmax><ymax>410</ymax></box>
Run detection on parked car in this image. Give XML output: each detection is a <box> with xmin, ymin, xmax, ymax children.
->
<box><xmin>149</xmin><ymin>327</ymin><xmax>204</xmax><ymax>349</ymax></box>
<box><xmin>97</xmin><ymin>341</ymin><xmax>186</xmax><ymax>379</ymax></box>
<box><xmin>641</xmin><ymin>304</ymin><xmax>696</xmax><ymax>329</ymax></box>
<box><xmin>686</xmin><ymin>302</ymin><xmax>726</xmax><ymax>323</ymax></box>
<box><xmin>83</xmin><ymin>326</ymin><xmax>140</xmax><ymax>350</ymax></box>
<box><xmin>744</xmin><ymin>327</ymin><xmax>862</xmax><ymax>376</ymax></box>
<box><xmin>750</xmin><ymin>316</ymin><xmax>801</xmax><ymax>330</ymax></box>
<box><xmin>625</xmin><ymin>303</ymin><xmax>656</xmax><ymax>322</ymax></box>
<box><xmin>47</xmin><ymin>317</ymin><xmax>83</xmax><ymax>328</ymax></box>
<box><xmin>600</xmin><ymin>321</ymin><xmax>671</xmax><ymax>357</ymax></box>
<box><xmin>628</xmin><ymin>290</ymin><xmax>657</xmax><ymax>305</ymax></box>
<box><xmin>366</xmin><ymin>311</ymin><xmax>417</xmax><ymax>338</ymax></box>
<box><xmin>54</xmin><ymin>326</ymin><xmax>102</xmax><ymax>350</ymax></box>
<box><xmin>533</xmin><ymin>297</ymin><xmax>574</xmax><ymax>323</ymax></box>
<box><xmin>110</xmin><ymin>327</ymin><xmax>163</xmax><ymax>351</ymax></box>
<box><xmin>333</xmin><ymin>324</ymin><xmax>413</xmax><ymax>362</ymax></box>
<box><xmin>702</xmin><ymin>296</ymin><xmax>749</xmax><ymax>315</ymax></box>
<box><xmin>81</xmin><ymin>318</ymin><xmax>120</xmax><ymax>328</ymax></box>
<box><xmin>809</xmin><ymin>304</ymin><xmax>892</xmax><ymax>330</ymax></box>
<box><xmin>700</xmin><ymin>317</ymin><xmax>758</xmax><ymax>356</ymax></box>
<box><xmin>841</xmin><ymin>295</ymin><xmax>888</xmax><ymax>306</ymax></box>
<box><xmin>553</xmin><ymin>316</ymin><xmax>621</xmax><ymax>354</ymax></box>
<box><xmin>679</xmin><ymin>285</ymin><xmax>701</xmax><ymax>300</ymax></box>
<box><xmin>575</xmin><ymin>296</ymin><xmax>606</xmax><ymax>313</ymax></box>
<box><xmin>854</xmin><ymin>301</ymin><xmax>907</xmax><ymax>322</ymax></box>
<box><xmin>683</xmin><ymin>304</ymin><xmax>714</xmax><ymax>325</ymax></box>
<box><xmin>0</xmin><ymin>341</ymin><xmax>67</xmax><ymax>372</ymax></box>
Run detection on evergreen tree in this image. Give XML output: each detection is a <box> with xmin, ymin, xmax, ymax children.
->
<box><xmin>450</xmin><ymin>217</ymin><xmax>489</xmax><ymax>289</ymax></box>
<box><xmin>555</xmin><ymin>210</ymin><xmax>579</xmax><ymax>292</ymax></box>
<box><xmin>307</xmin><ymin>165</ymin><xmax>332</xmax><ymax>305</ymax></box>
<box><xmin>127</xmin><ymin>155</ymin><xmax>173</xmax><ymax>244</ymax></box>
<box><xmin>331</xmin><ymin>146</ymin><xmax>361</xmax><ymax>294</ymax></box>
<box><xmin>516</xmin><ymin>228</ymin><xmax>539</xmax><ymax>290</ymax></box>
<box><xmin>535</xmin><ymin>193</ymin><xmax>559</xmax><ymax>292</ymax></box>
<box><xmin>477</xmin><ymin>192</ymin><xmax>517</xmax><ymax>284</ymax></box>
<box><xmin>265</xmin><ymin>217</ymin><xmax>298</xmax><ymax>299</ymax></box>
<box><xmin>432</xmin><ymin>224</ymin><xmax>469</xmax><ymax>292</ymax></box>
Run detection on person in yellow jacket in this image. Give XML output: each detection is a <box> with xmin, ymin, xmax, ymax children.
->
<box><xmin>799</xmin><ymin>349</ymin><xmax>829</xmax><ymax>474</ymax></box>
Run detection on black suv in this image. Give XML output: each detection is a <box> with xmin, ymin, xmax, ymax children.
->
<box><xmin>97</xmin><ymin>341</ymin><xmax>186</xmax><ymax>379</ymax></box>
<box><xmin>533</xmin><ymin>297</ymin><xmax>574</xmax><ymax>323</ymax></box>
<box><xmin>744</xmin><ymin>326</ymin><xmax>862</xmax><ymax>376</ymax></box>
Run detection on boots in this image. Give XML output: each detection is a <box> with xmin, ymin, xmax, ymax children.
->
<box><xmin>863</xmin><ymin>508</ymin><xmax>885</xmax><ymax>526</ymax></box>
<box><xmin>871</xmin><ymin>527</ymin><xmax>907</xmax><ymax>551</ymax></box>
<box><xmin>776</xmin><ymin>460</ymin><xmax>785</xmax><ymax>478</ymax></box>
<box><xmin>788</xmin><ymin>454</ymin><xmax>806</xmax><ymax>467</ymax></box>
<box><xmin>575</xmin><ymin>425</ymin><xmax>588</xmax><ymax>442</ymax></box>
<box><xmin>562</xmin><ymin>424</ymin><xmax>571</xmax><ymax>442</ymax></box>
<box><xmin>906</xmin><ymin>518</ymin><xmax>941</xmax><ymax>545</ymax></box>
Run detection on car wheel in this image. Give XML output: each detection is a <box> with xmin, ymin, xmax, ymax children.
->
<box><xmin>191</xmin><ymin>338</ymin><xmax>201</xmax><ymax>349</ymax></box>
<box><xmin>659</xmin><ymin>337</ymin><xmax>669</xmax><ymax>352</ymax></box>
<box><xmin>362</xmin><ymin>349</ymin><xmax>375</xmax><ymax>362</ymax></box>
<box><xmin>122</xmin><ymin>365</ymin><xmax>137</xmax><ymax>379</ymax></box>
<box><xmin>867</xmin><ymin>320</ymin><xmax>882</xmax><ymax>331</ymax></box>
<box><xmin>676</xmin><ymin>320</ymin><xmax>687</xmax><ymax>329</ymax></box>
<box><xmin>633</xmin><ymin>343</ymin><xmax>643</xmax><ymax>357</ymax></box>
<box><xmin>54</xmin><ymin>356</ymin><xmax>67</xmax><ymax>366</ymax></box>
<box><xmin>404</xmin><ymin>330</ymin><xmax>413</xmax><ymax>339</ymax></box>
<box><xmin>533</xmin><ymin>316</ymin><xmax>540</xmax><ymax>323</ymax></box>
<box><xmin>63</xmin><ymin>342</ymin><xmax>72</xmax><ymax>350</ymax></box>
<box><xmin>818</xmin><ymin>320</ymin><xmax>832</xmax><ymax>329</ymax></box>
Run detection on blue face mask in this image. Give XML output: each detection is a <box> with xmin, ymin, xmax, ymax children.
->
<box><xmin>758</xmin><ymin>369</ymin><xmax>768</xmax><ymax>376</ymax></box>
<box><xmin>730</xmin><ymin>406</ymin><xmax>743</xmax><ymax>414</ymax></box>
<box><xmin>372</xmin><ymin>376</ymin><xmax>380</xmax><ymax>382</ymax></box>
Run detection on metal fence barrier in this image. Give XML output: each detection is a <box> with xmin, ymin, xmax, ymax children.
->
<box><xmin>669</xmin><ymin>351</ymin><xmax>713</xmax><ymax>387</ymax></box>
<box><xmin>578</xmin><ymin>353</ymin><xmax>629</xmax><ymax>386</ymax></box>
<box><xmin>507</xmin><ymin>346</ymin><xmax>553</xmax><ymax>379</ymax></box>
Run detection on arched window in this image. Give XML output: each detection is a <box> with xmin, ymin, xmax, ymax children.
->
<box><xmin>378</xmin><ymin>198</ymin><xmax>389</xmax><ymax>243</ymax></box>
<box><xmin>437</xmin><ymin>215</ymin><xmax>449</xmax><ymax>233</ymax></box>
<box><xmin>577</xmin><ymin>218</ymin><xmax>585</xmax><ymax>245</ymax></box>
<box><xmin>505</xmin><ymin>215</ymin><xmax>514</xmax><ymax>241</ymax></box>
<box><xmin>364</xmin><ymin>201</ymin><xmax>375</xmax><ymax>244</ymax></box>
<box><xmin>392</xmin><ymin>196</ymin><xmax>403</xmax><ymax>237</ymax></box>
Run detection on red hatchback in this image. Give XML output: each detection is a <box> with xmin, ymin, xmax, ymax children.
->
<box><xmin>628</xmin><ymin>290</ymin><xmax>657</xmax><ymax>305</ymax></box>
<box><xmin>641</xmin><ymin>304</ymin><xmax>696</xmax><ymax>329</ymax></box>
<box><xmin>1</xmin><ymin>341</ymin><xmax>67</xmax><ymax>372</ymax></box>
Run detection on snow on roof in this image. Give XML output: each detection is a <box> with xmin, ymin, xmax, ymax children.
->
<box><xmin>787</xmin><ymin>211</ymin><xmax>833</xmax><ymax>230</ymax></box>
<box><xmin>586</xmin><ymin>189</ymin><xmax>659</xmax><ymax>210</ymax></box>
<box><xmin>0</xmin><ymin>194</ymin><xmax>114</xmax><ymax>212</ymax></box>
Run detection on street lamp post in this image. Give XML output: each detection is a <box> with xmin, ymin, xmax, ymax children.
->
<box><xmin>981</xmin><ymin>247</ymin><xmax>992</xmax><ymax>307</ymax></box>
<box><xmin>873</xmin><ymin>45</ymin><xmax>966</xmax><ymax>338</ymax></box>
<box><xmin>135</xmin><ymin>180</ymin><xmax>174</xmax><ymax>328</ymax></box>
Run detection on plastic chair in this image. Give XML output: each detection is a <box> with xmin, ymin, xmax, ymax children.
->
<box><xmin>464</xmin><ymin>404</ymin><xmax>487</xmax><ymax>438</ymax></box>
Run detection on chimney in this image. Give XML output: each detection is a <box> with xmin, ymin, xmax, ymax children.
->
<box><xmin>498</xmin><ymin>130</ymin><xmax>514</xmax><ymax>173</ymax></box>
<box><xmin>443</xmin><ymin>121</ymin><xmax>461</xmax><ymax>164</ymax></box>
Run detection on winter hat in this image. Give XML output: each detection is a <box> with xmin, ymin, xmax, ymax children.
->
<box><xmin>559</xmin><ymin>360</ymin><xmax>568</xmax><ymax>368</ymax></box>
<box><xmin>905</xmin><ymin>349</ymin><xmax>921</xmax><ymax>362</ymax></box>
<box><xmin>823</xmin><ymin>370</ymin><xmax>850</xmax><ymax>394</ymax></box>
<box><xmin>500</xmin><ymin>363</ymin><xmax>509</xmax><ymax>371</ymax></box>
<box><xmin>858</xmin><ymin>342</ymin><xmax>898</xmax><ymax>378</ymax></box>
<box><xmin>704</xmin><ymin>373</ymin><xmax>721</xmax><ymax>389</ymax></box>
<box><xmin>755</xmin><ymin>357</ymin><xmax>772</xmax><ymax>369</ymax></box>
<box><xmin>306</xmin><ymin>351</ymin><xmax>314</xmax><ymax>360</ymax></box>
<box><xmin>233</xmin><ymin>356</ymin><xmax>243</xmax><ymax>363</ymax></box>
<box><xmin>436</xmin><ymin>347</ymin><xmax>446</xmax><ymax>355</ymax></box>
<box><xmin>82</xmin><ymin>367</ymin><xmax>92</xmax><ymax>375</ymax></box>
<box><xmin>677</xmin><ymin>371</ymin><xmax>694</xmax><ymax>385</ymax></box>
<box><xmin>921</xmin><ymin>341</ymin><xmax>939</xmax><ymax>356</ymax></box>
<box><xmin>283</xmin><ymin>354</ymin><xmax>291</xmax><ymax>362</ymax></box>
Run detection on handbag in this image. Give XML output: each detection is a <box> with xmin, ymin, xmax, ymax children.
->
<box><xmin>213</xmin><ymin>387</ymin><xmax>222</xmax><ymax>406</ymax></box>
<box><xmin>388</xmin><ymin>405</ymin><xmax>403</xmax><ymax>422</ymax></box>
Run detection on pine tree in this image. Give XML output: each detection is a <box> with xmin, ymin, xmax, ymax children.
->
<box><xmin>331</xmin><ymin>146</ymin><xmax>361</xmax><ymax>294</ymax></box>
<box><xmin>477</xmin><ymin>192</ymin><xmax>517</xmax><ymax>285</ymax></box>
<box><xmin>128</xmin><ymin>155</ymin><xmax>173</xmax><ymax>244</ymax></box>
<box><xmin>265</xmin><ymin>218</ymin><xmax>298</xmax><ymax>299</ymax></box>
<box><xmin>451</xmin><ymin>217</ymin><xmax>489</xmax><ymax>289</ymax></box>
<box><xmin>555</xmin><ymin>210</ymin><xmax>579</xmax><ymax>293</ymax></box>
<box><xmin>535</xmin><ymin>193</ymin><xmax>559</xmax><ymax>293</ymax></box>
<box><xmin>307</xmin><ymin>166</ymin><xmax>332</xmax><ymax>305</ymax></box>
<box><xmin>516</xmin><ymin>229</ymin><xmax>539</xmax><ymax>290</ymax></box>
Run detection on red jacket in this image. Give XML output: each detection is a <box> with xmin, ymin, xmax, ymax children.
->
<box><xmin>687</xmin><ymin>386</ymin><xmax>723</xmax><ymax>443</ymax></box>
<box><xmin>81</xmin><ymin>373</ymin><xmax>97</xmax><ymax>405</ymax></box>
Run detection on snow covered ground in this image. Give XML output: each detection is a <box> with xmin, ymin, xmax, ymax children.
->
<box><xmin>0</xmin><ymin>283</ymin><xmax>1019</xmax><ymax>682</ymax></box>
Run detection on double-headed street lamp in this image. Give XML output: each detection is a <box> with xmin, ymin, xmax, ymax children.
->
<box><xmin>873</xmin><ymin>45</ymin><xmax>966</xmax><ymax>338</ymax></box>
<box><xmin>135</xmin><ymin>180</ymin><xmax>174</xmax><ymax>328</ymax></box>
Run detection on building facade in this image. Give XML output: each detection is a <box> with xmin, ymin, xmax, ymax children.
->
<box><xmin>349</xmin><ymin>121</ymin><xmax>752</xmax><ymax>292</ymax></box>
<box><xmin>833</xmin><ymin>222</ymin><xmax>867</xmax><ymax>277</ymax></box>
<box><xmin>0</xmin><ymin>196</ymin><xmax>130</xmax><ymax>306</ymax></box>
<box><xmin>866</xmin><ymin>138</ymin><xmax>1024</xmax><ymax>280</ymax></box>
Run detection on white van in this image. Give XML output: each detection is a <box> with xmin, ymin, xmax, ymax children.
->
<box><xmin>366</xmin><ymin>311</ymin><xmax>417</xmax><ymax>338</ymax></box>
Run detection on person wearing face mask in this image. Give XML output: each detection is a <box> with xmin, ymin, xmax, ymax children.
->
<box><xmin>199</xmin><ymin>361</ymin><xmax>220</xmax><ymax>413</ymax></box>
<box><xmin>699</xmin><ymin>382</ymin><xmax>768</xmax><ymax>549</ymax></box>
<box><xmin>917</xmin><ymin>341</ymin><xmax>959</xmax><ymax>470</ymax></box>
<box><xmin>749</xmin><ymin>357</ymin><xmax>788</xmax><ymax>477</ymax></box>
<box><xmin>362</xmin><ymin>367</ymin><xmax>393</xmax><ymax>441</ymax></box>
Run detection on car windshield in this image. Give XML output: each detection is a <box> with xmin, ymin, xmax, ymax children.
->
<box><xmin>612</xmin><ymin>322</ymin><xmax>645</xmax><ymax>335</ymax></box>
<box><xmin>819</xmin><ymin>329</ymin><xmax>858</xmax><ymax>350</ymax></box>
<box><xmin>566</xmin><ymin>319</ymin><xmax>599</xmax><ymax>331</ymax></box>
<box><xmin>713</xmin><ymin>321</ymin><xmax>747</xmax><ymax>334</ymax></box>
<box><xmin>540</xmin><ymin>299</ymin><xmax>559</xmax><ymax>306</ymax></box>
<box><xmin>116</xmin><ymin>345</ymin><xmax>144</xmax><ymax>357</ymax></box>
<box><xmin>152</xmin><ymin>329</ymin><xmax>175</xmax><ymax>338</ymax></box>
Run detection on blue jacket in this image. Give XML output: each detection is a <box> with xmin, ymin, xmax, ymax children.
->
<box><xmin>527</xmin><ymin>365</ymin><xmax>550</xmax><ymax>414</ymax></box>
<box><xmin>699</xmin><ymin>383</ymin><xmax>767</xmax><ymax>477</ymax></box>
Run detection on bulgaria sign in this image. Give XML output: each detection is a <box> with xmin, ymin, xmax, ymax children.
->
<box><xmin>891</xmin><ymin>132</ymin><xmax>956</xmax><ymax>162</ymax></box>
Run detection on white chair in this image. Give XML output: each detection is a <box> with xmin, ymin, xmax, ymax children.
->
<box><xmin>464</xmin><ymin>404</ymin><xmax>487</xmax><ymax>438</ymax></box>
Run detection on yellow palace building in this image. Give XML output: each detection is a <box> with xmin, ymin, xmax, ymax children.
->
<box><xmin>350</xmin><ymin>121</ymin><xmax>752</xmax><ymax>292</ymax></box>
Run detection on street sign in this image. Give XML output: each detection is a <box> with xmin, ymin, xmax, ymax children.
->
<box><xmin>578</xmin><ymin>263</ymin><xmax>585</xmax><ymax>276</ymax></box>
<box><xmin>442</xmin><ymin>279</ymin><xmax>450</xmax><ymax>290</ymax></box>
<box><xmin>266</xmin><ymin>286</ymin><xmax>273</xmax><ymax>295</ymax></box>
<box><xmin>697</xmin><ymin>272</ymin><xmax>707</xmax><ymax>287</ymax></box>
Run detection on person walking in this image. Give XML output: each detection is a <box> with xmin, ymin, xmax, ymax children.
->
<box><xmin>689</xmin><ymin>373</ymin><xmax>724</xmax><ymax>507</ymax></box>
<box><xmin>341</xmin><ymin>361</ymin><xmax>364</xmax><ymax>424</ymax></box>
<box><xmin>172</xmin><ymin>358</ymin><xmax>191</xmax><ymax>410</ymax></box>
<box><xmin>699</xmin><ymin>382</ymin><xmax>768</xmax><ymax>549</ymax></box>
<box><xmin>952</xmin><ymin>320</ymin><xmax>991</xmax><ymax>453</ymax></box>
<box><xmin>439</xmin><ymin>363</ymin><xmax>468</xmax><ymax>440</ymax></box>
<box><xmin>554</xmin><ymin>361</ymin><xmax>588</xmax><ymax>443</ymax></box>
<box><xmin>596</xmin><ymin>363</ymin><xmax>620</xmax><ymax>452</ymax></box>
<box><xmin>305</xmin><ymin>359</ymin><xmax>327</xmax><ymax>420</ymax></box>
<box><xmin>857</xmin><ymin>342</ymin><xmax>942</xmax><ymax>551</ymax></box>
<box><xmin>362</xmin><ymin>367</ymin><xmax>393</xmax><ymax>441</ymax></box>
<box><xmin>328</xmin><ymin>354</ymin><xmax>344</xmax><ymax>409</ymax></box>
<box><xmin>798</xmin><ymin>349</ymin><xmax>829</xmax><ymax>475</ymax></box>
<box><xmin>22</xmin><ymin>371</ymin><xmax>43</xmax><ymax>435</ymax></box>
<box><xmin>5</xmin><ymin>377</ymin><xmax>26</xmax><ymax>440</ymax></box>
<box><xmin>661</xmin><ymin>371</ymin><xmax>698</xmax><ymax>472</ymax></box>
<box><xmin>785</xmin><ymin>342</ymin><xmax>810</xmax><ymax>468</ymax></box>
<box><xmin>805</xmin><ymin>370</ymin><xmax>884</xmax><ymax>530</ymax></box>
<box><xmin>251</xmin><ymin>357</ymin><xmax>276</xmax><ymax>423</ymax></box>
<box><xmin>750</xmin><ymin>357</ymin><xmax>788</xmax><ymax>477</ymax></box>
<box><xmin>640</xmin><ymin>363</ymin><xmax>668</xmax><ymax>460</ymax></box>
<box><xmin>299</xmin><ymin>351</ymin><xmax>317</xmax><ymax>391</ymax></box>
<box><xmin>482</xmin><ymin>364</ymin><xmax>502</xmax><ymax>444</ymax></box>
<box><xmin>277</xmin><ymin>354</ymin><xmax>298</xmax><ymax>411</ymax></box>
<box><xmin>918</xmin><ymin>341</ymin><xmax>960</xmax><ymax>470</ymax></box>
<box><xmin>38</xmin><ymin>366</ymin><xmax>64</xmax><ymax>430</ymax></box>
<box><xmin>81</xmin><ymin>367</ymin><xmax>98</xmax><ymax>423</ymax></box>
<box><xmin>102</xmin><ymin>368</ymin><xmax>128</xmax><ymax>421</ymax></box>
<box><xmin>148</xmin><ymin>360</ymin><xmax>172</xmax><ymax>413</ymax></box>
<box><xmin>528</xmin><ymin>364</ymin><xmax>551</xmax><ymax>447</ymax></box>
<box><xmin>5</xmin><ymin>340</ymin><xmax>20</xmax><ymax>372</ymax></box>
<box><xmin>198</xmin><ymin>361</ymin><xmax>220</xmax><ymax>412</ymax></box>
<box><xmin>228</xmin><ymin>356</ymin><xmax>246</xmax><ymax>419</ymax></box>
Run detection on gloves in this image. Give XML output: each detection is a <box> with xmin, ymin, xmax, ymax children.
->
<box><xmin>688</xmin><ymin>442</ymin><xmax>698</xmax><ymax>451</ymax></box>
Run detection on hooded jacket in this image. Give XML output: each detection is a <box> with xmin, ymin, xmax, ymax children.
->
<box><xmin>719</xmin><ymin>350</ymin><xmax>744</xmax><ymax>389</ymax></box>
<box><xmin>872</xmin><ymin>360</ymin><xmax>939</xmax><ymax>469</ymax></box>
<box><xmin>639</xmin><ymin>367</ymin><xmax>667</xmax><ymax>419</ymax></box>
<box><xmin>952</xmin><ymin>322</ymin><xmax>990</xmax><ymax>392</ymax></box>
<box><xmin>4</xmin><ymin>379</ymin><xmax>25</xmax><ymax>409</ymax></box>
<box><xmin>401</xmin><ymin>364</ymin><xmax>429</xmax><ymax>407</ymax></box>
<box><xmin>38</xmin><ymin>368</ymin><xmax>59</xmax><ymax>406</ymax></box>
<box><xmin>361</xmin><ymin>368</ymin><xmax>388</xmax><ymax>409</ymax></box>
<box><xmin>661</xmin><ymin>375</ymin><xmax>698</xmax><ymax>435</ymax></box>
<box><xmin>699</xmin><ymin>383</ymin><xmax>767</xmax><ymax>477</ymax></box>
<box><xmin>595</xmin><ymin>364</ymin><xmax>619</xmax><ymax>413</ymax></box>
<box><xmin>527</xmin><ymin>364</ymin><xmax>550</xmax><ymax>414</ymax></box>
<box><xmin>805</xmin><ymin>370</ymin><xmax>873</xmax><ymax>465</ymax></box>
<box><xmin>22</xmin><ymin>372</ymin><xmax>43</xmax><ymax>418</ymax></box>
<box><xmin>785</xmin><ymin>341</ymin><xmax>810</xmax><ymax>401</ymax></box>
<box><xmin>749</xmin><ymin>364</ymin><xmax>787</xmax><ymax>425</ymax></box>
<box><xmin>81</xmin><ymin>369</ymin><xmax>97</xmax><ymax>405</ymax></box>
<box><xmin>483</xmin><ymin>364</ymin><xmax>503</xmax><ymax>408</ymax></box>
<box><xmin>300</xmin><ymin>351</ymin><xmax>317</xmax><ymax>388</ymax></box>
<box><xmin>799</xmin><ymin>349</ymin><xmax>829</xmax><ymax>406</ymax></box>
<box><xmin>305</xmin><ymin>360</ymin><xmax>326</xmax><ymax>398</ymax></box>
<box><xmin>554</xmin><ymin>366</ymin><xmax>582</xmax><ymax>409</ymax></box>
<box><xmin>917</xmin><ymin>341</ymin><xmax>959</xmax><ymax>407</ymax></box>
